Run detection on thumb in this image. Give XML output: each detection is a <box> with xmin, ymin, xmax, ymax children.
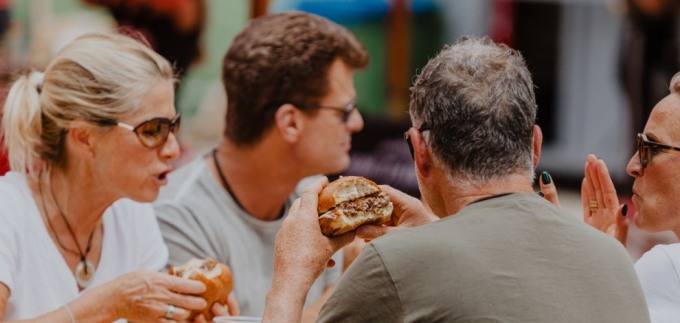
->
<box><xmin>329</xmin><ymin>231</ymin><xmax>356</xmax><ymax>253</ymax></box>
<box><xmin>539</xmin><ymin>171</ymin><xmax>561</xmax><ymax>208</ymax></box>
<box><xmin>193</xmin><ymin>314</ymin><xmax>208</xmax><ymax>323</ymax></box>
<box><xmin>226</xmin><ymin>292</ymin><xmax>240</xmax><ymax>316</ymax></box>
<box><xmin>356</xmin><ymin>224</ymin><xmax>401</xmax><ymax>241</ymax></box>
<box><xmin>615</xmin><ymin>204</ymin><xmax>630</xmax><ymax>247</ymax></box>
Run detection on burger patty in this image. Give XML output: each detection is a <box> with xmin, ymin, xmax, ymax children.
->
<box><xmin>336</xmin><ymin>191</ymin><xmax>391</xmax><ymax>217</ymax></box>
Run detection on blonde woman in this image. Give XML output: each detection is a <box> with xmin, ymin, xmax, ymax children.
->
<box><xmin>0</xmin><ymin>33</ymin><xmax>225</xmax><ymax>322</ymax></box>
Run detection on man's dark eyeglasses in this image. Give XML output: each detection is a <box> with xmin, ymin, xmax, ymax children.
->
<box><xmin>404</xmin><ymin>123</ymin><xmax>430</xmax><ymax>159</ymax></box>
<box><xmin>291</xmin><ymin>101</ymin><xmax>357</xmax><ymax>123</ymax></box>
<box><xmin>99</xmin><ymin>113</ymin><xmax>181</xmax><ymax>149</ymax></box>
<box><xmin>637</xmin><ymin>133</ymin><xmax>680</xmax><ymax>168</ymax></box>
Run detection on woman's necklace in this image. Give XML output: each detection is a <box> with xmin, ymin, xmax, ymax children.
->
<box><xmin>39</xmin><ymin>175</ymin><xmax>97</xmax><ymax>289</ymax></box>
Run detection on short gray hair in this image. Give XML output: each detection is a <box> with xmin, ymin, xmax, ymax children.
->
<box><xmin>409</xmin><ymin>36</ymin><xmax>537</xmax><ymax>185</ymax></box>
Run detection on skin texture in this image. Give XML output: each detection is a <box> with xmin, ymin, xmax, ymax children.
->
<box><xmin>582</xmin><ymin>155</ymin><xmax>629</xmax><ymax>245</ymax></box>
<box><xmin>538</xmin><ymin>172</ymin><xmax>560</xmax><ymax>207</ymax></box>
<box><xmin>627</xmin><ymin>94</ymin><xmax>680</xmax><ymax>238</ymax></box>
<box><xmin>293</xmin><ymin>59</ymin><xmax>364</xmax><ymax>175</ymax></box>
<box><xmin>88</xmin><ymin>79</ymin><xmax>180</xmax><ymax>203</ymax></box>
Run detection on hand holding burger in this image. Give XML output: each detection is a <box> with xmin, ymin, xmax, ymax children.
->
<box><xmin>169</xmin><ymin>258</ymin><xmax>233</xmax><ymax>321</ymax></box>
<box><xmin>318</xmin><ymin>176</ymin><xmax>393</xmax><ymax>237</ymax></box>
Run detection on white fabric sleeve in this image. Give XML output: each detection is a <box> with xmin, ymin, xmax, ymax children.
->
<box><xmin>635</xmin><ymin>244</ymin><xmax>680</xmax><ymax>323</ymax></box>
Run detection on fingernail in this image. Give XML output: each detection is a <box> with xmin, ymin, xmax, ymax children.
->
<box><xmin>621</xmin><ymin>203</ymin><xmax>628</xmax><ymax>217</ymax></box>
<box><xmin>537</xmin><ymin>191</ymin><xmax>544</xmax><ymax>197</ymax></box>
<box><xmin>541</xmin><ymin>171</ymin><xmax>551</xmax><ymax>185</ymax></box>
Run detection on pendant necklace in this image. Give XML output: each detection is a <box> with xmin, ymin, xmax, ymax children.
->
<box><xmin>39</xmin><ymin>176</ymin><xmax>96</xmax><ymax>289</ymax></box>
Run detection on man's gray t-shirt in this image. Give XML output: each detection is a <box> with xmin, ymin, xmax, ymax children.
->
<box><xmin>154</xmin><ymin>157</ymin><xmax>341</xmax><ymax>317</ymax></box>
<box><xmin>318</xmin><ymin>193</ymin><xmax>650</xmax><ymax>322</ymax></box>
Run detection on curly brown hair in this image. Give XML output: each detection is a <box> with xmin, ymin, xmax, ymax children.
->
<box><xmin>221</xmin><ymin>11</ymin><xmax>369</xmax><ymax>146</ymax></box>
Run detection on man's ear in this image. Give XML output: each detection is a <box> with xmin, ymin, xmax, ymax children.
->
<box><xmin>532</xmin><ymin>124</ymin><xmax>543</xmax><ymax>170</ymax></box>
<box><xmin>274</xmin><ymin>104</ymin><xmax>303</xmax><ymax>143</ymax></box>
<box><xmin>412</xmin><ymin>129</ymin><xmax>433</xmax><ymax>178</ymax></box>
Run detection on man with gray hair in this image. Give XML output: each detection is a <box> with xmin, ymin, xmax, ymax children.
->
<box><xmin>262</xmin><ymin>36</ymin><xmax>650</xmax><ymax>322</ymax></box>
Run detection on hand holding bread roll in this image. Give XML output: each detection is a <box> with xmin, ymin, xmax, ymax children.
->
<box><xmin>169</xmin><ymin>257</ymin><xmax>233</xmax><ymax>321</ymax></box>
<box><xmin>318</xmin><ymin>176</ymin><xmax>393</xmax><ymax>236</ymax></box>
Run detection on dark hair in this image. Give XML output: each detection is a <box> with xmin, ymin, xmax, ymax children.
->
<box><xmin>221</xmin><ymin>11</ymin><xmax>369</xmax><ymax>146</ymax></box>
<box><xmin>409</xmin><ymin>36</ymin><xmax>537</xmax><ymax>184</ymax></box>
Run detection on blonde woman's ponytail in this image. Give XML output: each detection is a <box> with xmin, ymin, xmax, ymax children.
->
<box><xmin>2</xmin><ymin>71</ymin><xmax>45</xmax><ymax>175</ymax></box>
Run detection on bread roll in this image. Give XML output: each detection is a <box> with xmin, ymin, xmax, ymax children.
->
<box><xmin>169</xmin><ymin>257</ymin><xmax>233</xmax><ymax>321</ymax></box>
<box><xmin>318</xmin><ymin>176</ymin><xmax>393</xmax><ymax>236</ymax></box>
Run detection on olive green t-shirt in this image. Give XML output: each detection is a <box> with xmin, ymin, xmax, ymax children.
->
<box><xmin>318</xmin><ymin>193</ymin><xmax>650</xmax><ymax>322</ymax></box>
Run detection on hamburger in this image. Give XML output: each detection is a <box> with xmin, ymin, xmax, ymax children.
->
<box><xmin>168</xmin><ymin>257</ymin><xmax>233</xmax><ymax>321</ymax></box>
<box><xmin>318</xmin><ymin>176</ymin><xmax>394</xmax><ymax>237</ymax></box>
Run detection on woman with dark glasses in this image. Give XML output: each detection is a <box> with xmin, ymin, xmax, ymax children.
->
<box><xmin>543</xmin><ymin>72</ymin><xmax>680</xmax><ymax>322</ymax></box>
<box><xmin>0</xmin><ymin>33</ymin><xmax>225</xmax><ymax>322</ymax></box>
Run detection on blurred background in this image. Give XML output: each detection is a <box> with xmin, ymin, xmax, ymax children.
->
<box><xmin>0</xmin><ymin>0</ymin><xmax>677</xmax><ymax>258</ymax></box>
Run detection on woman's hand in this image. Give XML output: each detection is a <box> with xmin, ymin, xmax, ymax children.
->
<box><xmin>106</xmin><ymin>270</ymin><xmax>208</xmax><ymax>321</ymax></box>
<box><xmin>538</xmin><ymin>171</ymin><xmax>560</xmax><ymax>207</ymax></box>
<box><xmin>194</xmin><ymin>293</ymin><xmax>240</xmax><ymax>322</ymax></box>
<box><xmin>582</xmin><ymin>154</ymin><xmax>629</xmax><ymax>246</ymax></box>
<box><xmin>355</xmin><ymin>185</ymin><xmax>438</xmax><ymax>241</ymax></box>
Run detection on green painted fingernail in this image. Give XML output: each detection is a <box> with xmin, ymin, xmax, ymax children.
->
<box><xmin>621</xmin><ymin>204</ymin><xmax>628</xmax><ymax>216</ymax></box>
<box><xmin>541</xmin><ymin>171</ymin><xmax>551</xmax><ymax>185</ymax></box>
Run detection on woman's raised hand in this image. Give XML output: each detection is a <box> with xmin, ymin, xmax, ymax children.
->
<box><xmin>581</xmin><ymin>154</ymin><xmax>629</xmax><ymax>246</ymax></box>
<box><xmin>538</xmin><ymin>171</ymin><xmax>561</xmax><ymax>207</ymax></box>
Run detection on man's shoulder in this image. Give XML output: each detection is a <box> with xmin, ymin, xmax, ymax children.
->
<box><xmin>155</xmin><ymin>156</ymin><xmax>229</xmax><ymax>222</ymax></box>
<box><xmin>158</xmin><ymin>157</ymin><xmax>212</xmax><ymax>201</ymax></box>
<box><xmin>370</xmin><ymin>193</ymin><xmax>625</xmax><ymax>257</ymax></box>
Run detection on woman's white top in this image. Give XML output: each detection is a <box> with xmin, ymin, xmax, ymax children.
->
<box><xmin>635</xmin><ymin>243</ymin><xmax>680</xmax><ymax>323</ymax></box>
<box><xmin>0</xmin><ymin>172</ymin><xmax>168</xmax><ymax>320</ymax></box>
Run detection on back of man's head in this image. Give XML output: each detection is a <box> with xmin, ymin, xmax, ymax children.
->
<box><xmin>409</xmin><ymin>36</ymin><xmax>537</xmax><ymax>185</ymax></box>
<box><xmin>222</xmin><ymin>11</ymin><xmax>369</xmax><ymax>146</ymax></box>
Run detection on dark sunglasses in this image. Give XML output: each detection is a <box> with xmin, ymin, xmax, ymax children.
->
<box><xmin>291</xmin><ymin>101</ymin><xmax>358</xmax><ymax>123</ymax></box>
<box><xmin>636</xmin><ymin>133</ymin><xmax>680</xmax><ymax>168</ymax></box>
<box><xmin>100</xmin><ymin>113</ymin><xmax>181</xmax><ymax>149</ymax></box>
<box><xmin>404</xmin><ymin>123</ymin><xmax>430</xmax><ymax>159</ymax></box>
